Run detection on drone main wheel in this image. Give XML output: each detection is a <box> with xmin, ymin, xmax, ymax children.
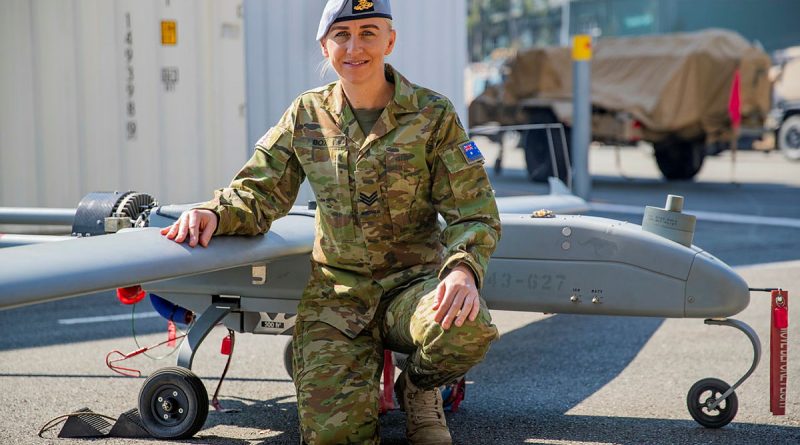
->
<box><xmin>138</xmin><ymin>366</ymin><xmax>209</xmax><ymax>439</ymax></box>
<box><xmin>686</xmin><ymin>378</ymin><xmax>738</xmax><ymax>428</ymax></box>
<box><xmin>284</xmin><ymin>340</ymin><xmax>294</xmax><ymax>378</ymax></box>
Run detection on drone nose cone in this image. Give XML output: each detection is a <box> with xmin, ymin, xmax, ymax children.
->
<box><xmin>685</xmin><ymin>251</ymin><xmax>749</xmax><ymax>317</ymax></box>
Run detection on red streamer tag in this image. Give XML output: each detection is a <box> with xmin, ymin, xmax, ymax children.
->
<box><xmin>380</xmin><ymin>349</ymin><xmax>396</xmax><ymax>413</ymax></box>
<box><xmin>167</xmin><ymin>321</ymin><xmax>177</xmax><ymax>348</ymax></box>
<box><xmin>220</xmin><ymin>335</ymin><xmax>232</xmax><ymax>355</ymax></box>
<box><xmin>770</xmin><ymin>290</ymin><xmax>789</xmax><ymax>416</ymax></box>
<box><xmin>774</xmin><ymin>306</ymin><xmax>789</xmax><ymax>329</ymax></box>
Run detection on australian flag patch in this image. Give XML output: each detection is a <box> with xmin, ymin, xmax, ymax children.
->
<box><xmin>459</xmin><ymin>141</ymin><xmax>484</xmax><ymax>164</ymax></box>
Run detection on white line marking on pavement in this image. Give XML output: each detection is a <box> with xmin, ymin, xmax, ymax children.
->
<box><xmin>735</xmin><ymin>259</ymin><xmax>800</xmax><ymax>271</ymax></box>
<box><xmin>58</xmin><ymin>311</ymin><xmax>160</xmax><ymax>325</ymax></box>
<box><xmin>590</xmin><ymin>202</ymin><xmax>800</xmax><ymax>229</ymax></box>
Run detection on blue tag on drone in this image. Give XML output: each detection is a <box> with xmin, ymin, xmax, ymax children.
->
<box><xmin>460</xmin><ymin>141</ymin><xmax>484</xmax><ymax>164</ymax></box>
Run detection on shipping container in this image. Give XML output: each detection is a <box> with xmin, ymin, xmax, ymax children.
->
<box><xmin>0</xmin><ymin>0</ymin><xmax>467</xmax><ymax>209</ymax></box>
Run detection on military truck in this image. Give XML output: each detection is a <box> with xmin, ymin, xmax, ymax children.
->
<box><xmin>469</xmin><ymin>29</ymin><xmax>772</xmax><ymax>181</ymax></box>
<box><xmin>776</xmin><ymin>101</ymin><xmax>800</xmax><ymax>161</ymax></box>
<box><xmin>772</xmin><ymin>48</ymin><xmax>800</xmax><ymax>161</ymax></box>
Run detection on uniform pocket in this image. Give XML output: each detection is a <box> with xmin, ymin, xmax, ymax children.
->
<box><xmin>295</xmin><ymin>140</ymin><xmax>356</xmax><ymax>241</ymax></box>
<box><xmin>385</xmin><ymin>149</ymin><xmax>431</xmax><ymax>241</ymax></box>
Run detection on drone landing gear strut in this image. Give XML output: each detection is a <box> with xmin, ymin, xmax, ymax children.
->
<box><xmin>687</xmin><ymin>318</ymin><xmax>761</xmax><ymax>428</ymax></box>
<box><xmin>138</xmin><ymin>297</ymin><xmax>237</xmax><ymax>439</ymax></box>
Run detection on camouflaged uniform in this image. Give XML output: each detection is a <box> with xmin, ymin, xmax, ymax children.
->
<box><xmin>197</xmin><ymin>65</ymin><xmax>500</xmax><ymax>444</ymax></box>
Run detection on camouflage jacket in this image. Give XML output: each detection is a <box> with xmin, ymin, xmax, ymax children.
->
<box><xmin>197</xmin><ymin>65</ymin><xmax>501</xmax><ymax>337</ymax></box>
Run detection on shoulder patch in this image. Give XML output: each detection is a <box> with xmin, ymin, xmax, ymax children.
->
<box><xmin>459</xmin><ymin>141</ymin><xmax>484</xmax><ymax>164</ymax></box>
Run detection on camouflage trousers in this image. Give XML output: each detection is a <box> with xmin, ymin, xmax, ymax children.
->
<box><xmin>292</xmin><ymin>276</ymin><xmax>499</xmax><ymax>445</ymax></box>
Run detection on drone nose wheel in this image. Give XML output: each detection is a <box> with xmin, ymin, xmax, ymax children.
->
<box><xmin>686</xmin><ymin>318</ymin><xmax>761</xmax><ymax>428</ymax></box>
<box><xmin>687</xmin><ymin>377</ymin><xmax>738</xmax><ymax>428</ymax></box>
<box><xmin>138</xmin><ymin>366</ymin><xmax>208</xmax><ymax>439</ymax></box>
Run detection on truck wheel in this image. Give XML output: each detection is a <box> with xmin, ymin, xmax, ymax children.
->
<box><xmin>653</xmin><ymin>139</ymin><xmax>705</xmax><ymax>180</ymax></box>
<box><xmin>522</xmin><ymin>125</ymin><xmax>571</xmax><ymax>183</ymax></box>
<box><xmin>778</xmin><ymin>115</ymin><xmax>800</xmax><ymax>161</ymax></box>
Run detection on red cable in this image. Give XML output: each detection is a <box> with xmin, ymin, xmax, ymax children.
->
<box><xmin>211</xmin><ymin>330</ymin><xmax>240</xmax><ymax>413</ymax></box>
<box><xmin>105</xmin><ymin>333</ymin><xmax>187</xmax><ymax>377</ymax></box>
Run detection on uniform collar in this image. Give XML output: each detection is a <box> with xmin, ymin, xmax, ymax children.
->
<box><xmin>386</xmin><ymin>65</ymin><xmax>419</xmax><ymax>114</ymax></box>
<box><xmin>322</xmin><ymin>64</ymin><xmax>419</xmax><ymax>153</ymax></box>
<box><xmin>323</xmin><ymin>64</ymin><xmax>419</xmax><ymax>116</ymax></box>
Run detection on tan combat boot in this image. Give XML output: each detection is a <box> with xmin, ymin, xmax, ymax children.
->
<box><xmin>395</xmin><ymin>371</ymin><xmax>452</xmax><ymax>445</ymax></box>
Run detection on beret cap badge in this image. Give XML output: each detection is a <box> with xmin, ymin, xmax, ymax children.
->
<box><xmin>353</xmin><ymin>1</ymin><xmax>375</xmax><ymax>12</ymax></box>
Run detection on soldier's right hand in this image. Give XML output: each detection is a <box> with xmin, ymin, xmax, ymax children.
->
<box><xmin>160</xmin><ymin>209</ymin><xmax>217</xmax><ymax>248</ymax></box>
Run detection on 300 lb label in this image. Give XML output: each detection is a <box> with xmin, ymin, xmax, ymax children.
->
<box><xmin>261</xmin><ymin>321</ymin><xmax>285</xmax><ymax>330</ymax></box>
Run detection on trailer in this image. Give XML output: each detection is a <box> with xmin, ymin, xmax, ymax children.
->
<box><xmin>469</xmin><ymin>29</ymin><xmax>772</xmax><ymax>181</ymax></box>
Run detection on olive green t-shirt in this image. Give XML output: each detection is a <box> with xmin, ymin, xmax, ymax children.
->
<box><xmin>352</xmin><ymin>107</ymin><xmax>384</xmax><ymax>135</ymax></box>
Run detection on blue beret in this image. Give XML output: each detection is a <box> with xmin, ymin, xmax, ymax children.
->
<box><xmin>317</xmin><ymin>0</ymin><xmax>393</xmax><ymax>41</ymax></box>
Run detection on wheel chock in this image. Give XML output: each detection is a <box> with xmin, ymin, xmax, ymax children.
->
<box><xmin>58</xmin><ymin>408</ymin><xmax>112</xmax><ymax>438</ymax></box>
<box><xmin>109</xmin><ymin>408</ymin><xmax>150</xmax><ymax>438</ymax></box>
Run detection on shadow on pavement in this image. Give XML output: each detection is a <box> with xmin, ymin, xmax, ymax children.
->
<box><xmin>0</xmin><ymin>291</ymin><xmax>167</xmax><ymax>351</ymax></box>
<box><xmin>21</xmin><ymin>309</ymin><xmax>793</xmax><ymax>444</ymax></box>
<box><xmin>196</xmin><ymin>313</ymin><xmax>800</xmax><ymax>444</ymax></box>
<box><xmin>449</xmin><ymin>412</ymin><xmax>800</xmax><ymax>444</ymax></box>
<box><xmin>196</xmin><ymin>314</ymin><xmax>668</xmax><ymax>444</ymax></box>
<box><xmin>0</xmin><ymin>373</ymin><xmax>291</xmax><ymax>383</ymax></box>
<box><xmin>445</xmin><ymin>313</ymin><xmax>800</xmax><ymax>444</ymax></box>
<box><xmin>469</xmin><ymin>314</ymin><xmax>663</xmax><ymax>415</ymax></box>
<box><xmin>196</xmin><ymin>396</ymin><xmax>300</xmax><ymax>445</ymax></box>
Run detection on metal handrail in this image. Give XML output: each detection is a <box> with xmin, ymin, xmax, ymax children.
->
<box><xmin>470</xmin><ymin>123</ymin><xmax>573</xmax><ymax>190</ymax></box>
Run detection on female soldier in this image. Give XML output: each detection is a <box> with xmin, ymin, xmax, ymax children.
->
<box><xmin>162</xmin><ymin>1</ymin><xmax>500</xmax><ymax>443</ymax></box>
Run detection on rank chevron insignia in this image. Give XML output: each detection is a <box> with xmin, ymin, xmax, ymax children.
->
<box><xmin>359</xmin><ymin>192</ymin><xmax>378</xmax><ymax>206</ymax></box>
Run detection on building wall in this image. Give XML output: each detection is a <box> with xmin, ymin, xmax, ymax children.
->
<box><xmin>1</xmin><ymin>0</ymin><xmax>468</xmax><ymax>209</ymax></box>
<box><xmin>0</xmin><ymin>0</ymin><xmax>247</xmax><ymax>207</ymax></box>
<box><xmin>665</xmin><ymin>0</ymin><xmax>800</xmax><ymax>52</ymax></box>
<box><xmin>570</xmin><ymin>0</ymin><xmax>800</xmax><ymax>53</ymax></box>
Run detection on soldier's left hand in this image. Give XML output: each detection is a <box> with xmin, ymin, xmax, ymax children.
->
<box><xmin>433</xmin><ymin>264</ymin><xmax>480</xmax><ymax>330</ymax></box>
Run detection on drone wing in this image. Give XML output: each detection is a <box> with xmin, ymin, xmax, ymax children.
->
<box><xmin>0</xmin><ymin>212</ymin><xmax>315</xmax><ymax>310</ymax></box>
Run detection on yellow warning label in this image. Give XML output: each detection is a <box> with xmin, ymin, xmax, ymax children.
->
<box><xmin>161</xmin><ymin>20</ymin><xmax>177</xmax><ymax>45</ymax></box>
<box><xmin>572</xmin><ymin>35</ymin><xmax>592</xmax><ymax>61</ymax></box>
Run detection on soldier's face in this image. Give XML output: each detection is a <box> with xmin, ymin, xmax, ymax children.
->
<box><xmin>320</xmin><ymin>18</ymin><xmax>396</xmax><ymax>86</ymax></box>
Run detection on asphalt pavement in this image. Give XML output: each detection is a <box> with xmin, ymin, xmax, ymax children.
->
<box><xmin>1</xmin><ymin>141</ymin><xmax>799</xmax><ymax>444</ymax></box>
